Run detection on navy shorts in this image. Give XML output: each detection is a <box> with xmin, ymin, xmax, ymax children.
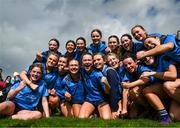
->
<box><xmin>85</xmin><ymin>99</ymin><xmax>106</xmax><ymax>107</ymax></box>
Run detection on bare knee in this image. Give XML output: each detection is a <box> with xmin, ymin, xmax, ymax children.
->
<box><xmin>0</xmin><ymin>101</ymin><xmax>15</xmax><ymax>116</ymax></box>
<box><xmin>78</xmin><ymin>110</ymin><xmax>89</xmax><ymax>119</ymax></box>
<box><xmin>102</xmin><ymin>114</ymin><xmax>111</xmax><ymax>120</ymax></box>
<box><xmin>98</xmin><ymin>103</ymin><xmax>111</xmax><ymax>120</ymax></box>
<box><xmin>78</xmin><ymin>102</ymin><xmax>94</xmax><ymax>119</ymax></box>
<box><xmin>78</xmin><ymin>114</ymin><xmax>86</xmax><ymax>119</ymax></box>
<box><xmin>163</xmin><ymin>82</ymin><xmax>173</xmax><ymax>94</ymax></box>
<box><xmin>25</xmin><ymin>111</ymin><xmax>42</xmax><ymax>120</ymax></box>
<box><xmin>7</xmin><ymin>102</ymin><xmax>15</xmax><ymax>115</ymax></box>
<box><xmin>33</xmin><ymin>111</ymin><xmax>42</xmax><ymax>119</ymax></box>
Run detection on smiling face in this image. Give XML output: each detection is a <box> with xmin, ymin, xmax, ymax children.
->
<box><xmin>93</xmin><ymin>54</ymin><xmax>105</xmax><ymax>70</ymax></box>
<box><xmin>69</xmin><ymin>60</ymin><xmax>79</xmax><ymax>75</ymax></box>
<box><xmin>82</xmin><ymin>54</ymin><xmax>93</xmax><ymax>72</ymax></box>
<box><xmin>108</xmin><ymin>36</ymin><xmax>119</xmax><ymax>51</ymax></box>
<box><xmin>144</xmin><ymin>37</ymin><xmax>160</xmax><ymax>50</ymax></box>
<box><xmin>76</xmin><ymin>39</ymin><xmax>86</xmax><ymax>52</ymax></box>
<box><xmin>30</xmin><ymin>66</ymin><xmax>42</xmax><ymax>82</ymax></box>
<box><xmin>91</xmin><ymin>31</ymin><xmax>102</xmax><ymax>45</ymax></box>
<box><xmin>48</xmin><ymin>40</ymin><xmax>59</xmax><ymax>52</ymax></box>
<box><xmin>131</xmin><ymin>26</ymin><xmax>147</xmax><ymax>41</ymax></box>
<box><xmin>123</xmin><ymin>57</ymin><xmax>137</xmax><ymax>73</ymax></box>
<box><xmin>107</xmin><ymin>54</ymin><xmax>119</xmax><ymax>69</ymax></box>
<box><xmin>58</xmin><ymin>56</ymin><xmax>67</xmax><ymax>72</ymax></box>
<box><xmin>66</xmin><ymin>41</ymin><xmax>76</xmax><ymax>53</ymax></box>
<box><xmin>121</xmin><ymin>36</ymin><xmax>133</xmax><ymax>51</ymax></box>
<box><xmin>46</xmin><ymin>54</ymin><xmax>59</xmax><ymax>68</ymax></box>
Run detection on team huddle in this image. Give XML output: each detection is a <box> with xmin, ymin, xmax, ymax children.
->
<box><xmin>0</xmin><ymin>25</ymin><xmax>180</xmax><ymax>124</ymax></box>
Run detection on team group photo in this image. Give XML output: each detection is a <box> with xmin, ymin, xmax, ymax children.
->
<box><xmin>0</xmin><ymin>0</ymin><xmax>179</xmax><ymax>127</ymax></box>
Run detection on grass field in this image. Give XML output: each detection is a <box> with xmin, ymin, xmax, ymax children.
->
<box><xmin>0</xmin><ymin>117</ymin><xmax>180</xmax><ymax>127</ymax></box>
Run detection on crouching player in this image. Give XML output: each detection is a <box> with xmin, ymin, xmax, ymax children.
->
<box><xmin>121</xmin><ymin>54</ymin><xmax>155</xmax><ymax>118</ymax></box>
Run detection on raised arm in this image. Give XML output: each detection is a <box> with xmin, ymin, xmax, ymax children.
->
<box><xmin>7</xmin><ymin>81</ymin><xmax>26</xmax><ymax>99</ymax></box>
<box><xmin>20</xmin><ymin>70</ymin><xmax>38</xmax><ymax>90</ymax></box>
<box><xmin>36</xmin><ymin>50</ymin><xmax>43</xmax><ymax>62</ymax></box>
<box><xmin>137</xmin><ymin>42</ymin><xmax>174</xmax><ymax>59</ymax></box>
<box><xmin>141</xmin><ymin>64</ymin><xmax>177</xmax><ymax>81</ymax></box>
<box><xmin>122</xmin><ymin>77</ymin><xmax>149</xmax><ymax>89</ymax></box>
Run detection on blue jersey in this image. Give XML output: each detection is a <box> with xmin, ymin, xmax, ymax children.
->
<box><xmin>41</xmin><ymin>63</ymin><xmax>58</xmax><ymax>90</ymax></box>
<box><xmin>123</xmin><ymin>65</ymin><xmax>155</xmax><ymax>83</ymax></box>
<box><xmin>33</xmin><ymin>50</ymin><xmax>61</xmax><ymax>63</ymax></box>
<box><xmin>148</xmin><ymin>33</ymin><xmax>162</xmax><ymax>38</ymax></box>
<box><xmin>102</xmin><ymin>65</ymin><xmax>122</xmax><ymax>112</ymax></box>
<box><xmin>75</xmin><ymin>48</ymin><xmax>88</xmax><ymax>63</ymax></box>
<box><xmin>161</xmin><ymin>34</ymin><xmax>180</xmax><ymax>63</ymax></box>
<box><xmin>116</xmin><ymin>66</ymin><xmax>126</xmax><ymax>82</ymax></box>
<box><xmin>123</xmin><ymin>42</ymin><xmax>145</xmax><ymax>56</ymax></box>
<box><xmin>155</xmin><ymin>56</ymin><xmax>175</xmax><ymax>72</ymax></box>
<box><xmin>62</xmin><ymin>74</ymin><xmax>85</xmax><ymax>104</ymax></box>
<box><xmin>80</xmin><ymin>68</ymin><xmax>107</xmax><ymax>104</ymax></box>
<box><xmin>54</xmin><ymin>73</ymin><xmax>67</xmax><ymax>102</ymax></box>
<box><xmin>27</xmin><ymin>63</ymin><xmax>58</xmax><ymax>90</ymax></box>
<box><xmin>11</xmin><ymin>80</ymin><xmax>48</xmax><ymax>110</ymax></box>
<box><xmin>64</xmin><ymin>52</ymin><xmax>77</xmax><ymax>63</ymax></box>
<box><xmin>148</xmin><ymin>56</ymin><xmax>180</xmax><ymax>80</ymax></box>
<box><xmin>132</xmin><ymin>42</ymin><xmax>145</xmax><ymax>55</ymax></box>
<box><xmin>88</xmin><ymin>41</ymin><xmax>108</xmax><ymax>55</ymax></box>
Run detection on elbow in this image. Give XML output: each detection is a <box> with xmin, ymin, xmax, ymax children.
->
<box><xmin>141</xmin><ymin>77</ymin><xmax>149</xmax><ymax>84</ymax></box>
<box><xmin>19</xmin><ymin>71</ymin><xmax>27</xmax><ymax>79</ymax></box>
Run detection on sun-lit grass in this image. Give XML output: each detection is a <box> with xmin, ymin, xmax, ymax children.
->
<box><xmin>0</xmin><ymin>116</ymin><xmax>180</xmax><ymax>127</ymax></box>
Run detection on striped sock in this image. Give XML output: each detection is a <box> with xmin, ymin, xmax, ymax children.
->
<box><xmin>159</xmin><ymin>109</ymin><xmax>168</xmax><ymax>117</ymax></box>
